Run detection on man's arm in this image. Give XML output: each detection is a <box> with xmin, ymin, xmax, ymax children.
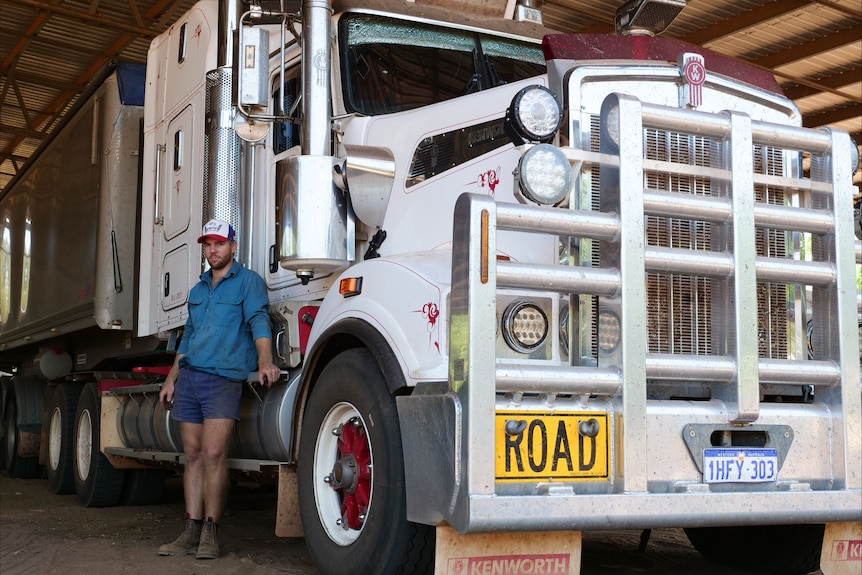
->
<box><xmin>243</xmin><ymin>270</ymin><xmax>279</xmax><ymax>387</ymax></box>
<box><xmin>255</xmin><ymin>337</ymin><xmax>280</xmax><ymax>388</ymax></box>
<box><xmin>159</xmin><ymin>353</ymin><xmax>184</xmax><ymax>409</ymax></box>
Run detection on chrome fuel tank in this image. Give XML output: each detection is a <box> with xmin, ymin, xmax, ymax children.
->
<box><xmin>116</xmin><ymin>373</ymin><xmax>299</xmax><ymax>463</ymax></box>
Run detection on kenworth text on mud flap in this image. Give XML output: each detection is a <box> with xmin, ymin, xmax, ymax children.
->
<box><xmin>1</xmin><ymin>0</ymin><xmax>860</xmax><ymax>573</ymax></box>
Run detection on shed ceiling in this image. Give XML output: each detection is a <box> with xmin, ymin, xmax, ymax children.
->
<box><xmin>2</xmin><ymin>0</ymin><xmax>860</xmax><ymax>192</ymax></box>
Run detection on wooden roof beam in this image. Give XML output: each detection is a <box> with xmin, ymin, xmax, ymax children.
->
<box><xmin>681</xmin><ymin>0</ymin><xmax>811</xmax><ymax>45</ymax></box>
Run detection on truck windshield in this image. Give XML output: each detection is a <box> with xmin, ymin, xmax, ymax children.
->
<box><xmin>340</xmin><ymin>14</ymin><xmax>546</xmax><ymax>116</ymax></box>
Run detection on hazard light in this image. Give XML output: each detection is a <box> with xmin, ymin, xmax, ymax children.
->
<box><xmin>501</xmin><ymin>300</ymin><xmax>549</xmax><ymax>353</ymax></box>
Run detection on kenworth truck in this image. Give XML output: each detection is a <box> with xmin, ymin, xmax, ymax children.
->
<box><xmin>1</xmin><ymin>0</ymin><xmax>860</xmax><ymax>573</ymax></box>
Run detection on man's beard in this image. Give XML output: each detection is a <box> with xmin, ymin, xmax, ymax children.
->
<box><xmin>208</xmin><ymin>255</ymin><xmax>231</xmax><ymax>270</ymax></box>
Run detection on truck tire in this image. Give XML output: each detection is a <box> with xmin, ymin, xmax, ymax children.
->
<box><xmin>298</xmin><ymin>348</ymin><xmax>434</xmax><ymax>575</ymax></box>
<box><xmin>46</xmin><ymin>383</ymin><xmax>80</xmax><ymax>494</ymax></box>
<box><xmin>684</xmin><ymin>524</ymin><xmax>824</xmax><ymax>575</ymax></box>
<box><xmin>4</xmin><ymin>395</ymin><xmax>39</xmax><ymax>478</ymax></box>
<box><xmin>74</xmin><ymin>382</ymin><xmax>125</xmax><ymax>507</ymax></box>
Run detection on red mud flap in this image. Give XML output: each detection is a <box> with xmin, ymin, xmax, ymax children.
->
<box><xmin>821</xmin><ymin>522</ymin><xmax>862</xmax><ymax>575</ymax></box>
<box><xmin>435</xmin><ymin>525</ymin><xmax>581</xmax><ymax>575</ymax></box>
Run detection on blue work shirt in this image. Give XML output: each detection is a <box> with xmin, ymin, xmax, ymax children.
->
<box><xmin>177</xmin><ymin>260</ymin><xmax>272</xmax><ymax>381</ymax></box>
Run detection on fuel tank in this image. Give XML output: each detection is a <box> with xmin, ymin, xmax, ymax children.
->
<box><xmin>116</xmin><ymin>372</ymin><xmax>300</xmax><ymax>462</ymax></box>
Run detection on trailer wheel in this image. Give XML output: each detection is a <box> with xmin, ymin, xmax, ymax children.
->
<box><xmin>298</xmin><ymin>348</ymin><xmax>434</xmax><ymax>575</ymax></box>
<box><xmin>74</xmin><ymin>382</ymin><xmax>125</xmax><ymax>507</ymax></box>
<box><xmin>4</xmin><ymin>395</ymin><xmax>39</xmax><ymax>478</ymax></box>
<box><xmin>684</xmin><ymin>524</ymin><xmax>824</xmax><ymax>575</ymax></box>
<box><xmin>46</xmin><ymin>383</ymin><xmax>80</xmax><ymax>494</ymax></box>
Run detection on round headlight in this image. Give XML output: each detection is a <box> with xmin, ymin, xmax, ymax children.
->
<box><xmin>506</xmin><ymin>85</ymin><xmax>562</xmax><ymax>144</ymax></box>
<box><xmin>603</xmin><ymin>104</ymin><xmax>620</xmax><ymax>147</ymax></box>
<box><xmin>597</xmin><ymin>309</ymin><xmax>621</xmax><ymax>355</ymax></box>
<box><xmin>502</xmin><ymin>300</ymin><xmax>549</xmax><ymax>353</ymax></box>
<box><xmin>517</xmin><ymin>144</ymin><xmax>572</xmax><ymax>205</ymax></box>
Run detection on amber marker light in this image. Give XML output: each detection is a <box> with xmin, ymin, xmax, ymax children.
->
<box><xmin>339</xmin><ymin>277</ymin><xmax>363</xmax><ymax>297</ymax></box>
<box><xmin>480</xmin><ymin>210</ymin><xmax>489</xmax><ymax>284</ymax></box>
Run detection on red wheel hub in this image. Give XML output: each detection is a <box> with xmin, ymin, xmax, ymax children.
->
<box><xmin>329</xmin><ymin>418</ymin><xmax>371</xmax><ymax>529</ymax></box>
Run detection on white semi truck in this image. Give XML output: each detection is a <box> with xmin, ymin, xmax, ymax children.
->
<box><xmin>1</xmin><ymin>0</ymin><xmax>860</xmax><ymax>573</ymax></box>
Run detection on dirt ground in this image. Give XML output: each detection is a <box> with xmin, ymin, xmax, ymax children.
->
<box><xmin>0</xmin><ymin>471</ymin><xmax>824</xmax><ymax>575</ymax></box>
<box><xmin>0</xmin><ymin>472</ymin><xmax>315</xmax><ymax>575</ymax></box>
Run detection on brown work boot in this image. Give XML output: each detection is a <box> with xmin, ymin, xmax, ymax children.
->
<box><xmin>158</xmin><ymin>518</ymin><xmax>201</xmax><ymax>556</ymax></box>
<box><xmin>195</xmin><ymin>517</ymin><xmax>219</xmax><ymax>560</ymax></box>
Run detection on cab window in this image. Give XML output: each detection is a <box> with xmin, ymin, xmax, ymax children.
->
<box><xmin>340</xmin><ymin>14</ymin><xmax>545</xmax><ymax>116</ymax></box>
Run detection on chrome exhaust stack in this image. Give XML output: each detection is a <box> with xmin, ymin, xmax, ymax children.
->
<box><xmin>273</xmin><ymin>0</ymin><xmax>353</xmax><ymax>283</ymax></box>
<box><xmin>238</xmin><ymin>0</ymin><xmax>393</xmax><ymax>282</ymax></box>
<box><xmin>203</xmin><ymin>0</ymin><xmax>242</xmax><ymax>258</ymax></box>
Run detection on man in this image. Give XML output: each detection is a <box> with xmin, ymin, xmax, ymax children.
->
<box><xmin>158</xmin><ymin>218</ymin><xmax>281</xmax><ymax>560</ymax></box>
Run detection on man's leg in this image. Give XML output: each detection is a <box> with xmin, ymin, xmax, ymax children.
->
<box><xmin>195</xmin><ymin>417</ymin><xmax>235</xmax><ymax>560</ymax></box>
<box><xmin>159</xmin><ymin>421</ymin><xmax>204</xmax><ymax>555</ymax></box>
<box><xmin>181</xmin><ymin>421</ymin><xmax>206</xmax><ymax>519</ymax></box>
<box><xmin>201</xmin><ymin>417</ymin><xmax>235</xmax><ymax>523</ymax></box>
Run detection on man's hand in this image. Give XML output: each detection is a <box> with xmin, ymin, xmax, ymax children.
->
<box><xmin>159</xmin><ymin>354</ymin><xmax>183</xmax><ymax>409</ymax></box>
<box><xmin>258</xmin><ymin>361</ymin><xmax>281</xmax><ymax>388</ymax></box>
<box><xmin>159</xmin><ymin>379</ymin><xmax>176</xmax><ymax>410</ymax></box>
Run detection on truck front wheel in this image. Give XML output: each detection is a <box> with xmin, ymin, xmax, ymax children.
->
<box><xmin>297</xmin><ymin>348</ymin><xmax>434</xmax><ymax>575</ymax></box>
<box><xmin>685</xmin><ymin>524</ymin><xmax>824</xmax><ymax>575</ymax></box>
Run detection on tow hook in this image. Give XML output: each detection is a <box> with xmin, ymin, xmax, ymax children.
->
<box><xmin>579</xmin><ymin>418</ymin><xmax>600</xmax><ymax>438</ymax></box>
<box><xmin>504</xmin><ymin>419</ymin><xmax>527</xmax><ymax>436</ymax></box>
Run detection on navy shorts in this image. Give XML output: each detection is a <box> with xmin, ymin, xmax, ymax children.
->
<box><xmin>171</xmin><ymin>367</ymin><xmax>243</xmax><ymax>423</ymax></box>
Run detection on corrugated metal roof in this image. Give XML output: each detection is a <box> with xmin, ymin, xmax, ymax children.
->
<box><xmin>2</xmin><ymin>0</ymin><xmax>861</xmax><ymax>191</ymax></box>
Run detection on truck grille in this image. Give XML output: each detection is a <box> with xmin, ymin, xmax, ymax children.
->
<box><xmin>586</xmin><ymin>117</ymin><xmax>789</xmax><ymax>362</ymax></box>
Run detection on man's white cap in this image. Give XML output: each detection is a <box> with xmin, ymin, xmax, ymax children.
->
<box><xmin>197</xmin><ymin>219</ymin><xmax>236</xmax><ymax>243</ymax></box>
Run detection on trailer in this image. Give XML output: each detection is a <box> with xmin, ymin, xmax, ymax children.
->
<box><xmin>1</xmin><ymin>0</ymin><xmax>860</xmax><ymax>573</ymax></box>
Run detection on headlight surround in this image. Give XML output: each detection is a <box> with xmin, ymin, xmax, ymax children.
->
<box><xmin>501</xmin><ymin>300</ymin><xmax>549</xmax><ymax>353</ymax></box>
<box><xmin>559</xmin><ymin>304</ymin><xmax>570</xmax><ymax>360</ymax></box>
<box><xmin>516</xmin><ymin>144</ymin><xmax>572</xmax><ymax>205</ymax></box>
<box><xmin>505</xmin><ymin>85</ymin><xmax>562</xmax><ymax>145</ymax></box>
<box><xmin>849</xmin><ymin>135</ymin><xmax>860</xmax><ymax>175</ymax></box>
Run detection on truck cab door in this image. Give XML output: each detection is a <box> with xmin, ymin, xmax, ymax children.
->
<box><xmin>164</xmin><ymin>106</ymin><xmax>193</xmax><ymax>241</ymax></box>
<box><xmin>159</xmin><ymin>105</ymin><xmax>197</xmax><ymax>318</ymax></box>
<box><xmin>137</xmin><ymin>0</ymin><xmax>216</xmax><ymax>337</ymax></box>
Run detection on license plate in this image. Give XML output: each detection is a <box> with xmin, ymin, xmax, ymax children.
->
<box><xmin>702</xmin><ymin>448</ymin><xmax>779</xmax><ymax>484</ymax></box>
<box><xmin>495</xmin><ymin>411</ymin><xmax>609</xmax><ymax>482</ymax></box>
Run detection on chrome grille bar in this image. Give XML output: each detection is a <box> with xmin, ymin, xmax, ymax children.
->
<box><xmin>443</xmin><ymin>93</ymin><xmax>861</xmax><ymax>531</ymax></box>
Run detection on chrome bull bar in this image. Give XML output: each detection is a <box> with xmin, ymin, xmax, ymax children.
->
<box><xmin>397</xmin><ymin>93</ymin><xmax>861</xmax><ymax>533</ymax></box>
